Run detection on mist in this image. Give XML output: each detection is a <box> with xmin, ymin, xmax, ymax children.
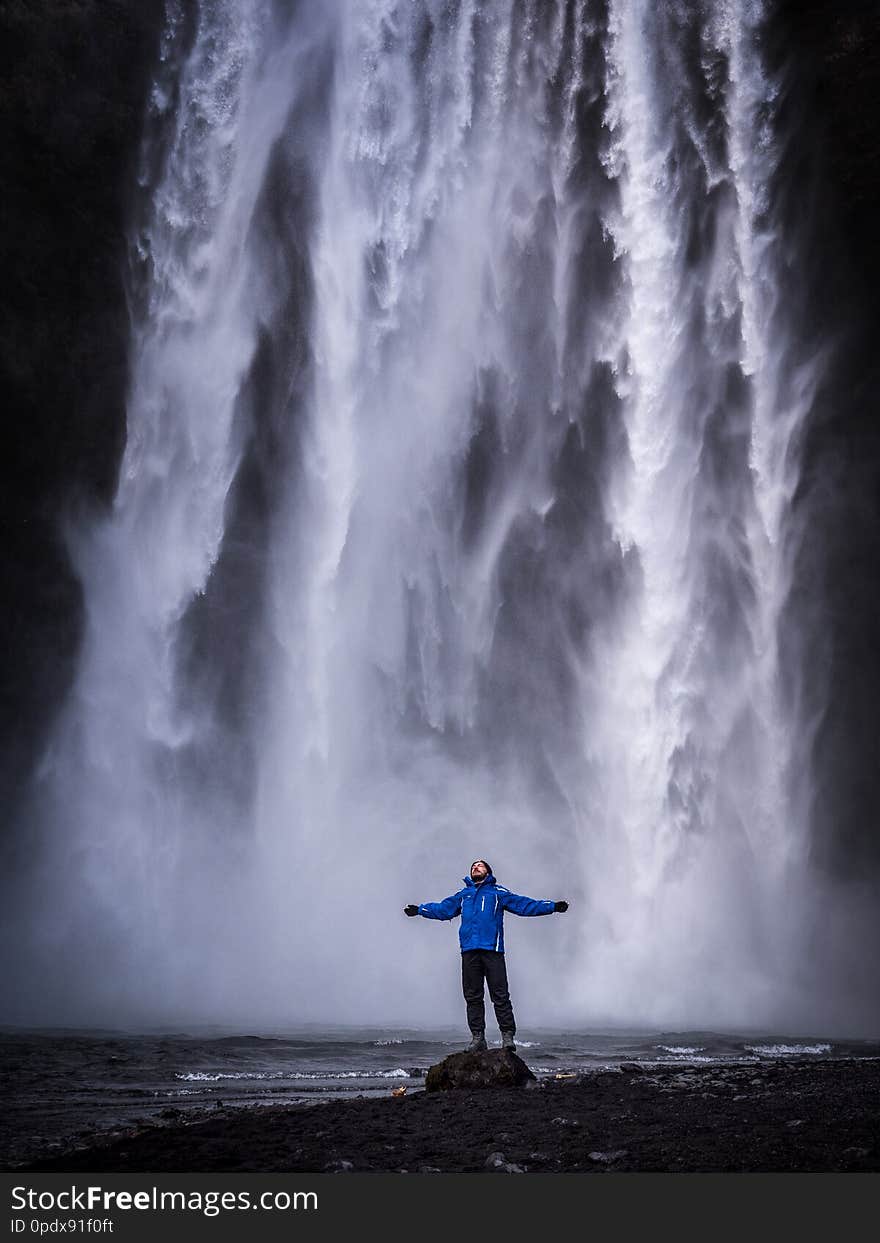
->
<box><xmin>3</xmin><ymin>0</ymin><xmax>878</xmax><ymax>1038</ymax></box>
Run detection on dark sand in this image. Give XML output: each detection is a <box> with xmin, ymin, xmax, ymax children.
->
<box><xmin>16</xmin><ymin>1058</ymin><xmax>879</xmax><ymax>1173</ymax></box>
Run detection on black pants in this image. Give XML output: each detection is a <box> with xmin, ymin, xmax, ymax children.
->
<box><xmin>461</xmin><ymin>949</ymin><xmax>515</xmax><ymax>1035</ymax></box>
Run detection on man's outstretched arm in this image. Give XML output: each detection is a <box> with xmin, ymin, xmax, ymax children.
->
<box><xmin>501</xmin><ymin>891</ymin><xmax>568</xmax><ymax>917</ymax></box>
<box><xmin>404</xmin><ymin>893</ymin><xmax>463</xmax><ymax>920</ymax></box>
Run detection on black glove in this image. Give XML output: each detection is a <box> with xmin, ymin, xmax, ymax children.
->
<box><xmin>554</xmin><ymin>900</ymin><xmax>569</xmax><ymax>913</ymax></box>
<box><xmin>404</xmin><ymin>904</ymin><xmax>419</xmax><ymax>917</ymax></box>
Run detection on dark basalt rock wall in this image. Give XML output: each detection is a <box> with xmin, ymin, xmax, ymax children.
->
<box><xmin>765</xmin><ymin>1</ymin><xmax>880</xmax><ymax>877</ymax></box>
<box><xmin>0</xmin><ymin>0</ymin><xmax>169</xmax><ymax>816</ymax></box>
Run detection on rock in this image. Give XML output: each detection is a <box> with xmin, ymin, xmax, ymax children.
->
<box><xmin>425</xmin><ymin>1048</ymin><xmax>536</xmax><ymax>1092</ymax></box>
<box><xmin>551</xmin><ymin>1116</ymin><xmax>581</xmax><ymax>1128</ymax></box>
<box><xmin>485</xmin><ymin>1152</ymin><xmax>525</xmax><ymax>1173</ymax></box>
<box><xmin>324</xmin><ymin>1159</ymin><xmax>354</xmax><ymax>1172</ymax></box>
<box><xmin>589</xmin><ymin>1150</ymin><xmax>628</xmax><ymax>1164</ymax></box>
<box><xmin>618</xmin><ymin>1062</ymin><xmax>644</xmax><ymax>1073</ymax></box>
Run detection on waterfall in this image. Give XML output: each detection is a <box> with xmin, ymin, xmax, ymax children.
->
<box><xmin>7</xmin><ymin>0</ymin><xmax>860</xmax><ymax>1031</ymax></box>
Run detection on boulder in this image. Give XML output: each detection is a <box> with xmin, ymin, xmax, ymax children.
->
<box><xmin>425</xmin><ymin>1048</ymin><xmax>537</xmax><ymax>1092</ymax></box>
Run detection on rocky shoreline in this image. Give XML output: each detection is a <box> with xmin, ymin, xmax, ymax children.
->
<box><xmin>15</xmin><ymin>1057</ymin><xmax>879</xmax><ymax>1174</ymax></box>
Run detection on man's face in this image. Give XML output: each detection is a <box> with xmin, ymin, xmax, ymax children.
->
<box><xmin>470</xmin><ymin>860</ymin><xmax>489</xmax><ymax>881</ymax></box>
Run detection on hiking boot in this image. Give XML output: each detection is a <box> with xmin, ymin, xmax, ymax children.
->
<box><xmin>466</xmin><ymin>1033</ymin><xmax>488</xmax><ymax>1053</ymax></box>
<box><xmin>501</xmin><ymin>1031</ymin><xmax>516</xmax><ymax>1052</ymax></box>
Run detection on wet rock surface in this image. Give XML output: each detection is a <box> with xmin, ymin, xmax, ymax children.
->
<box><xmin>425</xmin><ymin>1048</ymin><xmax>536</xmax><ymax>1092</ymax></box>
<box><xmin>14</xmin><ymin>1058</ymin><xmax>879</xmax><ymax>1174</ymax></box>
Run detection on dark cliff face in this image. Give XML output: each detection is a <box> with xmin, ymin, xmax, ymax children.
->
<box><xmin>0</xmin><ymin>0</ymin><xmax>878</xmax><ymax>876</ymax></box>
<box><xmin>0</xmin><ymin>0</ymin><xmax>168</xmax><ymax>813</ymax></box>
<box><xmin>764</xmin><ymin>1</ymin><xmax>880</xmax><ymax>877</ymax></box>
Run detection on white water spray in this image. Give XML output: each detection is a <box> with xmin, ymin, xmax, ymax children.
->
<box><xmin>8</xmin><ymin>0</ymin><xmax>861</xmax><ymax>1033</ymax></box>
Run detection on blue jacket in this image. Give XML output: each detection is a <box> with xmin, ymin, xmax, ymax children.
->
<box><xmin>418</xmin><ymin>873</ymin><xmax>555</xmax><ymax>953</ymax></box>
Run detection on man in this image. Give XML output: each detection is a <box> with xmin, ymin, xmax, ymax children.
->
<box><xmin>404</xmin><ymin>859</ymin><xmax>568</xmax><ymax>1053</ymax></box>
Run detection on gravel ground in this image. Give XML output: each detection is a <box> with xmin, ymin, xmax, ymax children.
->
<box><xmin>14</xmin><ymin>1058</ymin><xmax>879</xmax><ymax>1174</ymax></box>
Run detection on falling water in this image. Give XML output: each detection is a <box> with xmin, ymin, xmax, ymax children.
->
<box><xmin>6</xmin><ymin>0</ymin><xmax>868</xmax><ymax>1032</ymax></box>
